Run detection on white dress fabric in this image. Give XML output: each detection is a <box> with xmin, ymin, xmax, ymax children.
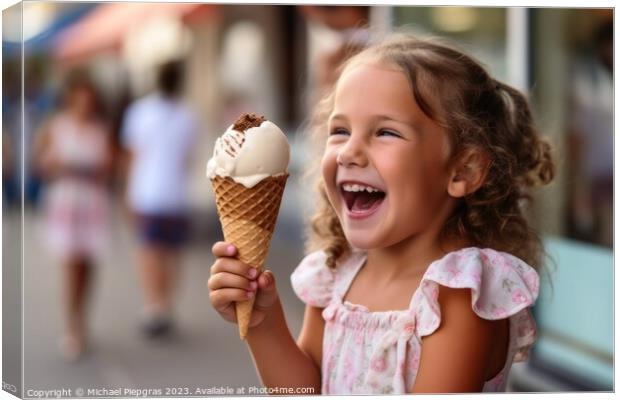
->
<box><xmin>291</xmin><ymin>247</ymin><xmax>540</xmax><ymax>394</ymax></box>
<box><xmin>42</xmin><ymin>113</ymin><xmax>110</xmax><ymax>259</ymax></box>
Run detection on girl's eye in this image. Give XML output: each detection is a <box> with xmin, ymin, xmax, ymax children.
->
<box><xmin>377</xmin><ymin>129</ymin><xmax>402</xmax><ymax>138</ymax></box>
<box><xmin>329</xmin><ymin>128</ymin><xmax>350</xmax><ymax>136</ymax></box>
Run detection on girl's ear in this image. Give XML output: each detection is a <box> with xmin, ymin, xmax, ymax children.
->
<box><xmin>447</xmin><ymin>148</ymin><xmax>491</xmax><ymax>198</ymax></box>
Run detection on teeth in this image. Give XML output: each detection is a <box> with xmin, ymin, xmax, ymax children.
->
<box><xmin>342</xmin><ymin>183</ymin><xmax>381</xmax><ymax>193</ymax></box>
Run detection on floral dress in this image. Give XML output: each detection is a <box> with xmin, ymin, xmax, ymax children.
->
<box><xmin>41</xmin><ymin>113</ymin><xmax>110</xmax><ymax>260</ymax></box>
<box><xmin>290</xmin><ymin>247</ymin><xmax>540</xmax><ymax>394</ymax></box>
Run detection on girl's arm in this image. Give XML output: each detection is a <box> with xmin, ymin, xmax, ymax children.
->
<box><xmin>99</xmin><ymin>126</ymin><xmax>115</xmax><ymax>183</ymax></box>
<box><xmin>209</xmin><ymin>242</ymin><xmax>323</xmax><ymax>393</ymax></box>
<box><xmin>412</xmin><ymin>286</ymin><xmax>501</xmax><ymax>393</ymax></box>
<box><xmin>33</xmin><ymin>117</ymin><xmax>54</xmax><ymax>178</ymax></box>
<box><xmin>246</xmin><ymin>303</ymin><xmax>323</xmax><ymax>392</ymax></box>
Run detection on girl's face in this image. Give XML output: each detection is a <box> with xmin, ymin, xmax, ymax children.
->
<box><xmin>321</xmin><ymin>62</ymin><xmax>456</xmax><ymax>250</ymax></box>
<box><xmin>68</xmin><ymin>86</ymin><xmax>96</xmax><ymax>120</ymax></box>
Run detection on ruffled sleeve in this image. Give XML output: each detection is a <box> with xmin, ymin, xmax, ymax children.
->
<box><xmin>416</xmin><ymin>247</ymin><xmax>540</xmax><ymax>360</ymax></box>
<box><xmin>290</xmin><ymin>250</ymin><xmax>335</xmax><ymax>308</ymax></box>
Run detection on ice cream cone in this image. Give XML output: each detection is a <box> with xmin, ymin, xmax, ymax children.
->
<box><xmin>211</xmin><ymin>174</ymin><xmax>288</xmax><ymax>339</ymax></box>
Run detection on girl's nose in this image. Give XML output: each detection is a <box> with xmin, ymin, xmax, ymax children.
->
<box><xmin>336</xmin><ymin>138</ymin><xmax>368</xmax><ymax>168</ymax></box>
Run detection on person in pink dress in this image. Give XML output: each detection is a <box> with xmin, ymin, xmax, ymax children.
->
<box><xmin>35</xmin><ymin>71</ymin><xmax>113</xmax><ymax>361</ymax></box>
<box><xmin>207</xmin><ymin>35</ymin><xmax>554</xmax><ymax>393</ymax></box>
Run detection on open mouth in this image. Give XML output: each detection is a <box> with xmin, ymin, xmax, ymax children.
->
<box><xmin>340</xmin><ymin>183</ymin><xmax>386</xmax><ymax>215</ymax></box>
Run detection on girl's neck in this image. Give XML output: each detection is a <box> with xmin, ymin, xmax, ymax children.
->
<box><xmin>67</xmin><ymin>109</ymin><xmax>92</xmax><ymax>124</ymax></box>
<box><xmin>365</xmin><ymin>225</ymin><xmax>469</xmax><ymax>283</ymax></box>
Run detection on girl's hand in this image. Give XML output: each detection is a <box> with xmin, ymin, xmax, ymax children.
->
<box><xmin>208</xmin><ymin>242</ymin><xmax>279</xmax><ymax>328</ymax></box>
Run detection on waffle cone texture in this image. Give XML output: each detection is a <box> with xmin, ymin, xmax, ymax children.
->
<box><xmin>211</xmin><ymin>174</ymin><xmax>288</xmax><ymax>339</ymax></box>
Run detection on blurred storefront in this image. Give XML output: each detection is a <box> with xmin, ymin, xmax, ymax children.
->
<box><xmin>389</xmin><ymin>7</ymin><xmax>613</xmax><ymax>250</ymax></box>
<box><xmin>47</xmin><ymin>3</ymin><xmax>310</xmax><ymax>210</ymax></box>
<box><xmin>8</xmin><ymin>4</ymin><xmax>613</xmax><ymax>240</ymax></box>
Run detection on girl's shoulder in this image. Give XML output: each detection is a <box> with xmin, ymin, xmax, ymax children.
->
<box><xmin>414</xmin><ymin>247</ymin><xmax>540</xmax><ymax>362</ymax></box>
<box><xmin>290</xmin><ymin>249</ymin><xmax>363</xmax><ymax>308</ymax></box>
<box><xmin>424</xmin><ymin>247</ymin><xmax>540</xmax><ymax>288</ymax></box>
<box><xmin>417</xmin><ymin>247</ymin><xmax>539</xmax><ymax>339</ymax></box>
<box><xmin>48</xmin><ymin>112</ymin><xmax>107</xmax><ymax>135</ymax></box>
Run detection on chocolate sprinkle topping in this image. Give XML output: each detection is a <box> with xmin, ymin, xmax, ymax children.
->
<box><xmin>233</xmin><ymin>113</ymin><xmax>266</xmax><ymax>132</ymax></box>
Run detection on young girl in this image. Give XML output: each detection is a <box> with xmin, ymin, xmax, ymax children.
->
<box><xmin>35</xmin><ymin>71</ymin><xmax>112</xmax><ymax>360</ymax></box>
<box><xmin>208</xmin><ymin>34</ymin><xmax>553</xmax><ymax>393</ymax></box>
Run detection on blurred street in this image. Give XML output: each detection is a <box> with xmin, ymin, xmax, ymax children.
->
<box><xmin>17</xmin><ymin>185</ymin><xmax>307</xmax><ymax>394</ymax></box>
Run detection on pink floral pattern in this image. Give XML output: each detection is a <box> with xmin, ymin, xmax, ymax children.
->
<box><xmin>290</xmin><ymin>247</ymin><xmax>540</xmax><ymax>394</ymax></box>
<box><xmin>511</xmin><ymin>288</ymin><xmax>529</xmax><ymax>305</ymax></box>
<box><xmin>371</xmin><ymin>356</ymin><xmax>387</xmax><ymax>373</ymax></box>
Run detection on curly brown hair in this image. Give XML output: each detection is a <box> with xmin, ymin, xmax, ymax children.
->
<box><xmin>305</xmin><ymin>34</ymin><xmax>554</xmax><ymax>271</ymax></box>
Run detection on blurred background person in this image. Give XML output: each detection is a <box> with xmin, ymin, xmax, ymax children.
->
<box><xmin>565</xmin><ymin>18</ymin><xmax>613</xmax><ymax>247</ymax></box>
<box><xmin>34</xmin><ymin>70</ymin><xmax>113</xmax><ymax>361</ymax></box>
<box><xmin>299</xmin><ymin>5</ymin><xmax>371</xmax><ymax>98</ymax></box>
<box><xmin>121</xmin><ymin>60</ymin><xmax>198</xmax><ymax>339</ymax></box>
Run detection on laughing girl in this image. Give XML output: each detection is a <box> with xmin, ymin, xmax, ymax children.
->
<box><xmin>208</xmin><ymin>34</ymin><xmax>553</xmax><ymax>394</ymax></box>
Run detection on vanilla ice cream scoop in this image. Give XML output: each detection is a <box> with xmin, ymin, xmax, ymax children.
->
<box><xmin>206</xmin><ymin>113</ymin><xmax>290</xmax><ymax>188</ymax></box>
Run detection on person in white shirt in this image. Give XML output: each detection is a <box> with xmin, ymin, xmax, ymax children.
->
<box><xmin>122</xmin><ymin>60</ymin><xmax>197</xmax><ymax>337</ymax></box>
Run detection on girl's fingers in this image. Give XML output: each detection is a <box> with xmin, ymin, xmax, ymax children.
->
<box><xmin>210</xmin><ymin>288</ymin><xmax>254</xmax><ymax>309</ymax></box>
<box><xmin>211</xmin><ymin>241</ymin><xmax>237</xmax><ymax>257</ymax></box>
<box><xmin>254</xmin><ymin>270</ymin><xmax>278</xmax><ymax>310</ymax></box>
<box><xmin>208</xmin><ymin>272</ymin><xmax>257</xmax><ymax>292</ymax></box>
<box><xmin>257</xmin><ymin>270</ymin><xmax>274</xmax><ymax>289</ymax></box>
<box><xmin>210</xmin><ymin>258</ymin><xmax>258</xmax><ymax>279</ymax></box>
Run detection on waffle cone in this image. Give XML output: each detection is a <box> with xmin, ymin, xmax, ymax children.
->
<box><xmin>211</xmin><ymin>174</ymin><xmax>288</xmax><ymax>339</ymax></box>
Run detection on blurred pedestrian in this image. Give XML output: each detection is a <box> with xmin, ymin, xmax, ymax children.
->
<box><xmin>121</xmin><ymin>60</ymin><xmax>197</xmax><ymax>338</ymax></box>
<box><xmin>299</xmin><ymin>5</ymin><xmax>371</xmax><ymax>96</ymax></box>
<box><xmin>34</xmin><ymin>70</ymin><xmax>113</xmax><ymax>361</ymax></box>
